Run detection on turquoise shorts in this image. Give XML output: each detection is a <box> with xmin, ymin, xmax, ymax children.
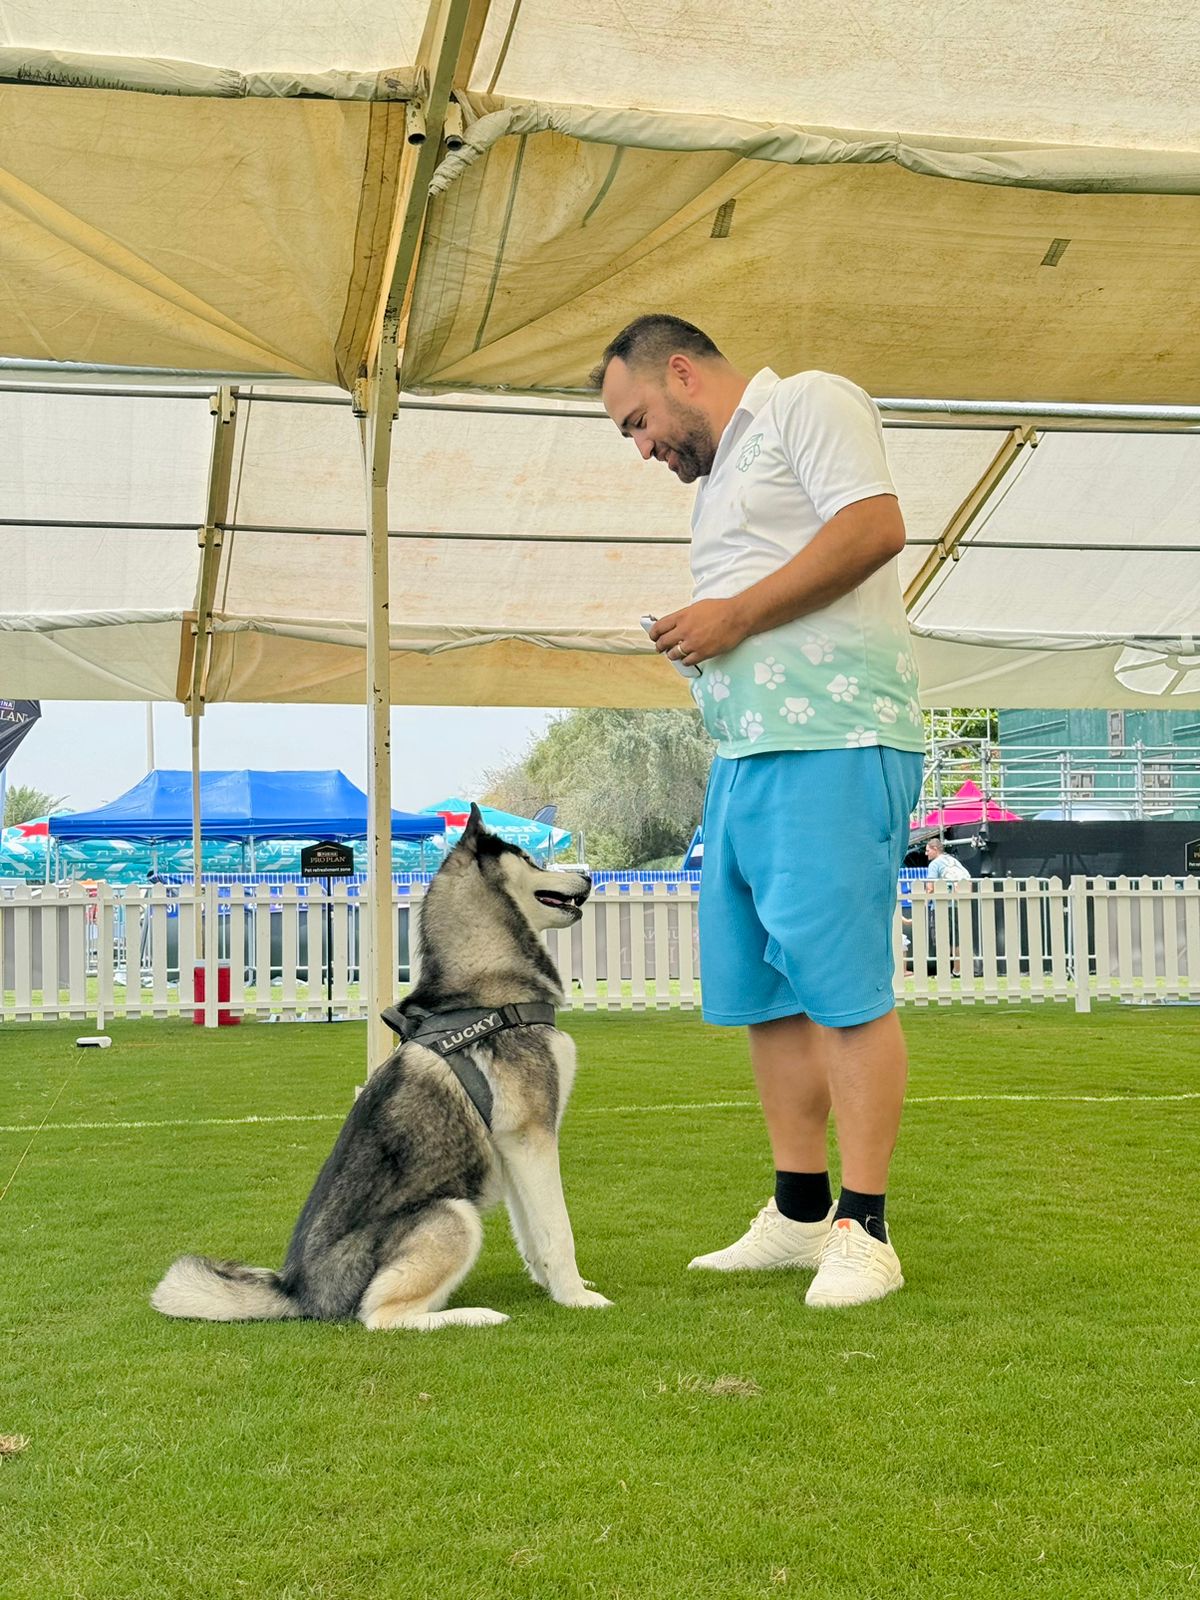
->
<box><xmin>698</xmin><ymin>746</ymin><xmax>924</xmax><ymax>1029</ymax></box>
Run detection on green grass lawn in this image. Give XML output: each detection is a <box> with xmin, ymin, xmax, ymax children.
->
<box><xmin>1</xmin><ymin>1006</ymin><xmax>1198</xmax><ymax>1599</ymax></box>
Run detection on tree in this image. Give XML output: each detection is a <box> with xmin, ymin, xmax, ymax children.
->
<box><xmin>924</xmin><ymin>708</ymin><xmax>997</xmax><ymax>746</ymax></box>
<box><xmin>2</xmin><ymin>783</ymin><xmax>66</xmax><ymax>828</ymax></box>
<box><xmin>922</xmin><ymin>708</ymin><xmax>999</xmax><ymax>800</ymax></box>
<box><xmin>482</xmin><ymin>709</ymin><xmax>713</xmax><ymax>868</ymax></box>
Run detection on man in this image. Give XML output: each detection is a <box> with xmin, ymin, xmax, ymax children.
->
<box><xmin>924</xmin><ymin>838</ymin><xmax>972</xmax><ymax>977</ymax></box>
<box><xmin>924</xmin><ymin>838</ymin><xmax>971</xmax><ymax>884</ymax></box>
<box><xmin>593</xmin><ymin>315</ymin><xmax>924</xmax><ymax>1308</ymax></box>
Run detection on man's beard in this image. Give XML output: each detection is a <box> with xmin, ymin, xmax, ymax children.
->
<box><xmin>664</xmin><ymin>400</ymin><xmax>717</xmax><ymax>483</ymax></box>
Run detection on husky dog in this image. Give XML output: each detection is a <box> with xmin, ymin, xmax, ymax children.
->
<box><xmin>152</xmin><ymin>807</ymin><xmax>610</xmax><ymax>1330</ymax></box>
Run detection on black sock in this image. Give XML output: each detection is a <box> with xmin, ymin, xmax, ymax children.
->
<box><xmin>774</xmin><ymin>1170</ymin><xmax>833</xmax><ymax>1224</ymax></box>
<box><xmin>834</xmin><ymin>1188</ymin><xmax>887</xmax><ymax>1244</ymax></box>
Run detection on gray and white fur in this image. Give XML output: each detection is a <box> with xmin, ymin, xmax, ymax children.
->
<box><xmin>152</xmin><ymin>806</ymin><xmax>609</xmax><ymax>1331</ymax></box>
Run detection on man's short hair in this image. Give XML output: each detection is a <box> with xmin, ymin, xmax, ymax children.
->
<box><xmin>925</xmin><ymin>838</ymin><xmax>944</xmax><ymax>852</ymax></box>
<box><xmin>589</xmin><ymin>314</ymin><xmax>723</xmax><ymax>390</ymax></box>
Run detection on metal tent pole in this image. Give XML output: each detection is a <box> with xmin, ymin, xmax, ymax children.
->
<box><xmin>353</xmin><ymin>0</ymin><xmax>491</xmax><ymax>1080</ymax></box>
<box><xmin>355</xmin><ymin>366</ymin><xmax>399</xmax><ymax>1072</ymax></box>
<box><xmin>186</xmin><ymin>384</ymin><xmax>238</xmax><ymax>1025</ymax></box>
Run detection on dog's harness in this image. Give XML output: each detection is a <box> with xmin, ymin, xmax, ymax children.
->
<box><xmin>380</xmin><ymin>1002</ymin><xmax>556</xmax><ymax>1130</ymax></box>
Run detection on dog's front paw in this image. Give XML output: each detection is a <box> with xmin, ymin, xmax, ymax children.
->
<box><xmin>555</xmin><ymin>1286</ymin><xmax>613</xmax><ymax>1310</ymax></box>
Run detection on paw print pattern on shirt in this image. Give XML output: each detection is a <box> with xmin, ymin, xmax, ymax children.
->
<box><xmin>706</xmin><ymin>670</ymin><xmax>732</xmax><ymax>702</ymax></box>
<box><xmin>801</xmin><ymin>635</ymin><xmax>835</xmax><ymax>666</ymax></box>
<box><xmin>779</xmin><ymin>697</ymin><xmax>814</xmax><ymax>725</ymax></box>
<box><xmin>845</xmin><ymin>726</ymin><xmax>880</xmax><ymax>747</ymax></box>
<box><xmin>827</xmin><ymin>674</ymin><xmax>860</xmax><ymax>703</ymax></box>
<box><xmin>896</xmin><ymin>650</ymin><xmax>915</xmax><ymax>681</ymax></box>
<box><xmin>739</xmin><ymin>710</ymin><xmax>765</xmax><ymax>742</ymax></box>
<box><xmin>753</xmin><ymin>657</ymin><xmax>786</xmax><ymax>689</ymax></box>
<box><xmin>874</xmin><ymin>696</ymin><xmax>899</xmax><ymax>725</ymax></box>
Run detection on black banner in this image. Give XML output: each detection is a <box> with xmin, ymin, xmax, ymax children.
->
<box><xmin>301</xmin><ymin>840</ymin><xmax>355</xmax><ymax>879</ymax></box>
<box><xmin>0</xmin><ymin>700</ymin><xmax>40</xmax><ymax>775</ymax></box>
<box><xmin>940</xmin><ymin>819</ymin><xmax>1200</xmax><ymax>880</ymax></box>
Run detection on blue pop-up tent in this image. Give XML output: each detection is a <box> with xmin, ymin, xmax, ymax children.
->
<box><xmin>49</xmin><ymin>770</ymin><xmax>443</xmax><ymax>843</ymax></box>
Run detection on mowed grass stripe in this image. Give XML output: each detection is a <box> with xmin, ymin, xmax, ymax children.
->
<box><xmin>3</xmin><ymin>1087</ymin><xmax>1200</xmax><ymax>1137</ymax></box>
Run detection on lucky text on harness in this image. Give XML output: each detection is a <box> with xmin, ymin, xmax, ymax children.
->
<box><xmin>379</xmin><ymin>1001</ymin><xmax>556</xmax><ymax>1129</ymax></box>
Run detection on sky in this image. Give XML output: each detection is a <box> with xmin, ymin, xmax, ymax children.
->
<box><xmin>5</xmin><ymin>701</ymin><xmax>561</xmax><ymax>816</ymax></box>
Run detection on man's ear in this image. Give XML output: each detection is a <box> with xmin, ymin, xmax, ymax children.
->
<box><xmin>667</xmin><ymin>352</ymin><xmax>699</xmax><ymax>393</ymax></box>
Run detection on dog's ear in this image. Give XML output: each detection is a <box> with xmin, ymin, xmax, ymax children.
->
<box><xmin>457</xmin><ymin>803</ymin><xmax>484</xmax><ymax>852</ymax></box>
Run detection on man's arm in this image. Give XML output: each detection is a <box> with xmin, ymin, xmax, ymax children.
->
<box><xmin>650</xmin><ymin>494</ymin><xmax>906</xmax><ymax>665</ymax></box>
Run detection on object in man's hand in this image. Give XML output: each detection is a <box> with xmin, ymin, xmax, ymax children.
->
<box><xmin>640</xmin><ymin>615</ymin><xmax>702</xmax><ymax>679</ymax></box>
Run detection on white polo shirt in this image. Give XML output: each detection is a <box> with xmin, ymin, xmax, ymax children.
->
<box><xmin>688</xmin><ymin>367</ymin><xmax>924</xmax><ymax>758</ymax></box>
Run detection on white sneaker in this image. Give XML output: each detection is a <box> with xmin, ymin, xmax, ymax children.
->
<box><xmin>688</xmin><ymin>1199</ymin><xmax>834</xmax><ymax>1272</ymax></box>
<box><xmin>805</xmin><ymin>1218</ymin><xmax>904</xmax><ymax>1308</ymax></box>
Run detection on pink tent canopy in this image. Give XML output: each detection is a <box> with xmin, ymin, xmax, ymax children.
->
<box><xmin>920</xmin><ymin>781</ymin><xmax>1019</xmax><ymax>826</ymax></box>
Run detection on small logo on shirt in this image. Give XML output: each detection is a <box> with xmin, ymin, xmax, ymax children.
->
<box><xmin>736</xmin><ymin>433</ymin><xmax>763</xmax><ymax>472</ymax></box>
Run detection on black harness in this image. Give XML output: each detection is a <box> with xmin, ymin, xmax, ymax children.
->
<box><xmin>380</xmin><ymin>1002</ymin><xmax>556</xmax><ymax>1130</ymax></box>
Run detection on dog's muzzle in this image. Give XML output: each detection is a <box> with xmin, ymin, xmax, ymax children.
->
<box><xmin>533</xmin><ymin>887</ymin><xmax>589</xmax><ymax>913</ymax></box>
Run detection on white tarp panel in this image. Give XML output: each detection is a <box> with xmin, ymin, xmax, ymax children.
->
<box><xmin>907</xmin><ymin>432</ymin><xmax>1200</xmax><ymax>708</ymax></box>
<box><xmin>0</xmin><ymin>6</ymin><xmax>426</xmax><ymax>74</ymax></box>
<box><xmin>200</xmin><ymin>390</ymin><xmax>996</xmax><ymax>705</ymax></box>
<box><xmin>468</xmin><ymin>2</ymin><xmax>1200</xmax><ymax>149</ymax></box>
<box><xmin>0</xmin><ymin>388</ymin><xmax>204</xmax><ymax>696</ymax></box>
<box><xmin>912</xmin><ymin>434</ymin><xmax>1200</xmax><ymax>639</ymax></box>
<box><xmin>4</xmin><ymin>382</ymin><xmax>1196</xmax><ymax>709</ymax></box>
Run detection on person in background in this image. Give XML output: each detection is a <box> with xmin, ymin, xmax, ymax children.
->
<box><xmin>924</xmin><ymin>837</ymin><xmax>971</xmax><ymax>884</ymax></box>
<box><xmin>924</xmin><ymin>838</ymin><xmax>972</xmax><ymax>976</ymax></box>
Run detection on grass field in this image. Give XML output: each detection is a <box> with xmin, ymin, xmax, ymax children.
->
<box><xmin>2</xmin><ymin>1005</ymin><xmax>1198</xmax><ymax>1599</ymax></box>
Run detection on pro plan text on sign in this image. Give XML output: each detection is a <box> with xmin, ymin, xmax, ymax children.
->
<box><xmin>300</xmin><ymin>841</ymin><xmax>355</xmax><ymax>879</ymax></box>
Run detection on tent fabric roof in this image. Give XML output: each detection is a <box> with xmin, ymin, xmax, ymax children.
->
<box><xmin>47</xmin><ymin>769</ymin><xmax>445</xmax><ymax>841</ymax></box>
<box><xmin>404</xmin><ymin>103</ymin><xmax>1200</xmax><ymax>405</ymax></box>
<box><xmin>0</xmin><ymin>4</ymin><xmax>1198</xmax><ymax>713</ymax></box>
<box><xmin>1</xmin><ymin>7</ymin><xmax>1198</xmax><ymax>398</ymax></box>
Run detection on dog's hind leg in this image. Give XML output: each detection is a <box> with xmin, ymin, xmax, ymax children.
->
<box><xmin>358</xmin><ymin>1199</ymin><xmax>508</xmax><ymax>1331</ymax></box>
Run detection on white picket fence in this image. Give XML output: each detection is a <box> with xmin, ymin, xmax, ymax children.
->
<box><xmin>2</xmin><ymin>876</ymin><xmax>1198</xmax><ymax>1026</ymax></box>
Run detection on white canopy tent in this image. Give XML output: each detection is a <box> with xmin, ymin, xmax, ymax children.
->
<box><xmin>2</xmin><ymin>0</ymin><xmax>1199</xmax><ymax>1060</ymax></box>
<box><xmin>5</xmin><ymin>386</ymin><xmax>1200</xmax><ymax>709</ymax></box>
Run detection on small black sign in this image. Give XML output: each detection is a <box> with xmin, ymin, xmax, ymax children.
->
<box><xmin>0</xmin><ymin>699</ymin><xmax>40</xmax><ymax>775</ymax></box>
<box><xmin>301</xmin><ymin>841</ymin><xmax>355</xmax><ymax>879</ymax></box>
<box><xmin>1186</xmin><ymin>839</ymin><xmax>1200</xmax><ymax>875</ymax></box>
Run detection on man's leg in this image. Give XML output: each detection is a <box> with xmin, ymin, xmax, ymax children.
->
<box><xmin>822</xmin><ymin>1010</ymin><xmax>907</xmax><ymax>1194</ymax></box>
<box><xmin>687</xmin><ymin>1014</ymin><xmax>834</xmax><ymax>1272</ymax></box>
<box><xmin>747</xmin><ymin>1012</ymin><xmax>831</xmax><ymax>1171</ymax></box>
<box><xmin>752</xmin><ymin>1009</ymin><xmax>907</xmax><ymax>1223</ymax></box>
<box><xmin>748</xmin><ymin>1009</ymin><xmax>906</xmax><ymax>1207</ymax></box>
<box><xmin>806</xmin><ymin>1009</ymin><xmax>908</xmax><ymax>1308</ymax></box>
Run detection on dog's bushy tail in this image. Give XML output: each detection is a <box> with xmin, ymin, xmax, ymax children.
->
<box><xmin>151</xmin><ymin>1256</ymin><xmax>301</xmax><ymax>1322</ymax></box>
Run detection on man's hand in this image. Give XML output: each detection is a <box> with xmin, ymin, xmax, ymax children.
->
<box><xmin>649</xmin><ymin>598</ymin><xmax>749</xmax><ymax>667</ymax></box>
